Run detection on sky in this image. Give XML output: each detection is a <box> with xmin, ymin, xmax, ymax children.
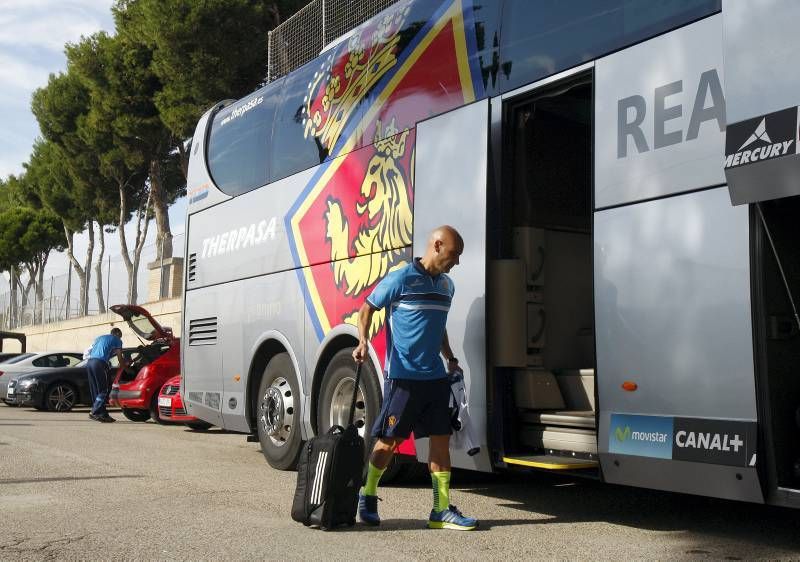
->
<box><xmin>0</xmin><ymin>0</ymin><xmax>187</xmax><ymax>281</ymax></box>
<box><xmin>0</xmin><ymin>0</ymin><xmax>115</xmax><ymax>179</ymax></box>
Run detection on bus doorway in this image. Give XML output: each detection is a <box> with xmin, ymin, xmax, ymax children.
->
<box><xmin>753</xmin><ymin>195</ymin><xmax>800</xmax><ymax>503</ymax></box>
<box><xmin>489</xmin><ymin>71</ymin><xmax>597</xmax><ymax>472</ymax></box>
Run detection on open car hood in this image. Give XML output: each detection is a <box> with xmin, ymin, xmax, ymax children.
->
<box><xmin>110</xmin><ymin>304</ymin><xmax>173</xmax><ymax>342</ymax></box>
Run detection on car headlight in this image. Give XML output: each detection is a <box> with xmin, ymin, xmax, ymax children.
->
<box><xmin>17</xmin><ymin>379</ymin><xmax>36</xmax><ymax>389</ymax></box>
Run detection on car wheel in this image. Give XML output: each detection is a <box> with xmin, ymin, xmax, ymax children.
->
<box><xmin>122</xmin><ymin>408</ymin><xmax>150</xmax><ymax>422</ymax></box>
<box><xmin>149</xmin><ymin>392</ymin><xmax>171</xmax><ymax>425</ymax></box>
<box><xmin>187</xmin><ymin>421</ymin><xmax>212</xmax><ymax>431</ymax></box>
<box><xmin>45</xmin><ymin>383</ymin><xmax>77</xmax><ymax>412</ymax></box>
<box><xmin>316</xmin><ymin>348</ymin><xmax>381</xmax><ymax>460</ymax></box>
<box><xmin>257</xmin><ymin>352</ymin><xmax>302</xmax><ymax>471</ymax></box>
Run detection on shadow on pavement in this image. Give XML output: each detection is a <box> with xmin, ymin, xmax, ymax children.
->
<box><xmin>453</xmin><ymin>469</ymin><xmax>800</xmax><ymax>551</ymax></box>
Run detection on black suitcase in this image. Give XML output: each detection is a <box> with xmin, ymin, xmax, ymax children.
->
<box><xmin>291</xmin><ymin>364</ymin><xmax>365</xmax><ymax>530</ymax></box>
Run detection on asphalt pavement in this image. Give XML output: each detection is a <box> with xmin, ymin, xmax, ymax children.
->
<box><xmin>1</xmin><ymin>405</ymin><xmax>800</xmax><ymax>560</ymax></box>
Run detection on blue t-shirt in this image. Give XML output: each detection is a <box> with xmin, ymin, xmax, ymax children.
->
<box><xmin>89</xmin><ymin>334</ymin><xmax>123</xmax><ymax>363</ymax></box>
<box><xmin>366</xmin><ymin>258</ymin><xmax>454</xmax><ymax>380</ymax></box>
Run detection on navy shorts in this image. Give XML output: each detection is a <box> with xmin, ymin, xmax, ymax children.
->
<box><xmin>371</xmin><ymin>377</ymin><xmax>452</xmax><ymax>440</ymax></box>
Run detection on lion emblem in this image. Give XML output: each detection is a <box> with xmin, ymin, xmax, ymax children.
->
<box><xmin>325</xmin><ymin>118</ymin><xmax>413</xmax><ymax>336</ymax></box>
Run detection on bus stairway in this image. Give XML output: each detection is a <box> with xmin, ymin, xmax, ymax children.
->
<box><xmin>503</xmin><ymin>409</ymin><xmax>599</xmax><ymax>471</ymax></box>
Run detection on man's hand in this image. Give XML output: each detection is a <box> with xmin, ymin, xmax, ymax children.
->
<box><xmin>352</xmin><ymin>342</ymin><xmax>368</xmax><ymax>364</ymax></box>
<box><xmin>447</xmin><ymin>358</ymin><xmax>463</xmax><ymax>375</ymax></box>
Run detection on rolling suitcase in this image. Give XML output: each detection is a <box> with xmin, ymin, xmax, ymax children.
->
<box><xmin>291</xmin><ymin>363</ymin><xmax>365</xmax><ymax>530</ymax></box>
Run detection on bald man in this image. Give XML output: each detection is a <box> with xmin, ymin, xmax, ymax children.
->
<box><xmin>352</xmin><ymin>225</ymin><xmax>477</xmax><ymax>531</ymax></box>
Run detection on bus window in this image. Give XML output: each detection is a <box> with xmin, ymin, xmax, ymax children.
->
<box><xmin>270</xmin><ymin>62</ymin><xmax>328</xmax><ymax>183</ymax></box>
<box><xmin>498</xmin><ymin>0</ymin><xmax>720</xmax><ymax>93</ymax></box>
<box><xmin>207</xmin><ymin>80</ymin><xmax>281</xmax><ymax>197</ymax></box>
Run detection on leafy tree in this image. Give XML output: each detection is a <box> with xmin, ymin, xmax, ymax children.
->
<box><xmin>0</xmin><ymin>178</ymin><xmax>24</xmax><ymax>325</ymax></box>
<box><xmin>68</xmin><ymin>31</ymin><xmax>184</xmax><ymax>266</ymax></box>
<box><xmin>114</xmin><ymin>0</ymin><xmax>304</xmax><ymax>174</ymax></box>
<box><xmin>31</xmin><ymin>74</ymin><xmax>101</xmax><ymax>315</ymax></box>
<box><xmin>0</xmin><ymin>204</ymin><xmax>63</xmax><ymax>324</ymax></box>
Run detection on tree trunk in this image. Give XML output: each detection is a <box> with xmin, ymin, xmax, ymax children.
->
<box><xmin>21</xmin><ymin>272</ymin><xmax>33</xmax><ymax>324</ymax></box>
<box><xmin>38</xmin><ymin>254</ymin><xmax>48</xmax><ymax>323</ymax></box>
<box><xmin>63</xmin><ymin>224</ymin><xmax>89</xmax><ymax>317</ymax></box>
<box><xmin>25</xmin><ymin>263</ymin><xmax>41</xmax><ymax>324</ymax></box>
<box><xmin>177</xmin><ymin>141</ymin><xmax>189</xmax><ymax>180</ymax></box>
<box><xmin>149</xmin><ymin>158</ymin><xmax>173</xmax><ymax>260</ymax></box>
<box><xmin>8</xmin><ymin>266</ymin><xmax>18</xmax><ymax>328</ymax></box>
<box><xmin>118</xmin><ymin>183</ymin><xmax>153</xmax><ymax>305</ymax></box>
<box><xmin>84</xmin><ymin>222</ymin><xmax>94</xmax><ymax>315</ymax></box>
<box><xmin>94</xmin><ymin>225</ymin><xmax>106</xmax><ymax>314</ymax></box>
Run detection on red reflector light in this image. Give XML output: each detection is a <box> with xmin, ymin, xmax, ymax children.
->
<box><xmin>622</xmin><ymin>381</ymin><xmax>638</xmax><ymax>392</ymax></box>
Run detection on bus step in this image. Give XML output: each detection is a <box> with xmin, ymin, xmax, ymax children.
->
<box><xmin>502</xmin><ymin>454</ymin><xmax>598</xmax><ymax>470</ymax></box>
<box><xmin>246</xmin><ymin>433</ymin><xmax>259</xmax><ymax>443</ymax></box>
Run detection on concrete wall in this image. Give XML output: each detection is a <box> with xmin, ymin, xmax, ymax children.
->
<box><xmin>19</xmin><ymin>298</ymin><xmax>182</xmax><ymax>353</ymax></box>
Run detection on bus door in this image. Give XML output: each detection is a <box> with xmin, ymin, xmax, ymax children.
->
<box><xmin>723</xmin><ymin>1</ymin><xmax>800</xmax><ymax>508</ymax></box>
<box><xmin>488</xmin><ymin>64</ymin><xmax>598</xmax><ymax>474</ymax></box>
<box><xmin>411</xmin><ymin>98</ymin><xmax>492</xmax><ymax>473</ymax></box>
<box><xmin>595</xmin><ymin>15</ymin><xmax>763</xmax><ymax>503</ymax></box>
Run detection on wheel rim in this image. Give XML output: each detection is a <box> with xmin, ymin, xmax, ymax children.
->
<box><xmin>48</xmin><ymin>385</ymin><xmax>75</xmax><ymax>411</ymax></box>
<box><xmin>328</xmin><ymin>376</ymin><xmax>367</xmax><ymax>438</ymax></box>
<box><xmin>260</xmin><ymin>376</ymin><xmax>294</xmax><ymax>447</ymax></box>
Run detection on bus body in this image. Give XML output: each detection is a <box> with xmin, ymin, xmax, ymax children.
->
<box><xmin>183</xmin><ymin>0</ymin><xmax>800</xmax><ymax>507</ymax></box>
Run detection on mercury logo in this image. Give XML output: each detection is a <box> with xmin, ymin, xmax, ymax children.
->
<box><xmin>738</xmin><ymin>118</ymin><xmax>771</xmax><ymax>150</ymax></box>
<box><xmin>725</xmin><ymin>118</ymin><xmax>794</xmax><ymax>169</ymax></box>
<box><xmin>675</xmin><ymin>430</ymin><xmax>743</xmax><ymax>452</ymax></box>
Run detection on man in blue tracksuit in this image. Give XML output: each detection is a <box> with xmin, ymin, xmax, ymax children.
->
<box><xmin>86</xmin><ymin>327</ymin><xmax>126</xmax><ymax>423</ymax></box>
<box><xmin>352</xmin><ymin>225</ymin><xmax>477</xmax><ymax>531</ymax></box>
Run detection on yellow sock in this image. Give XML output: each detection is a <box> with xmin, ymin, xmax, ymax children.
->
<box><xmin>431</xmin><ymin>471</ymin><xmax>451</xmax><ymax>512</ymax></box>
<box><xmin>362</xmin><ymin>462</ymin><xmax>385</xmax><ymax>496</ymax></box>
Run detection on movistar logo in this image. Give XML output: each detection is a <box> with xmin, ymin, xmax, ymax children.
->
<box><xmin>615</xmin><ymin>426</ymin><xmax>631</xmax><ymax>442</ymax></box>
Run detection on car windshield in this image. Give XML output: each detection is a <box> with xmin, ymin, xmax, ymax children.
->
<box><xmin>1</xmin><ymin>353</ymin><xmax>34</xmax><ymax>364</ymax></box>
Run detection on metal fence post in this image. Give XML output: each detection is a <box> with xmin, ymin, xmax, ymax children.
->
<box><xmin>322</xmin><ymin>0</ymin><xmax>326</xmax><ymax>47</ymax></box>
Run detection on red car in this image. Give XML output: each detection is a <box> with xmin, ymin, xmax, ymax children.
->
<box><xmin>157</xmin><ymin>375</ymin><xmax>212</xmax><ymax>430</ymax></box>
<box><xmin>108</xmin><ymin>304</ymin><xmax>180</xmax><ymax>423</ymax></box>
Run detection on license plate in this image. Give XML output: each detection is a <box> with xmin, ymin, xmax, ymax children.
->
<box><xmin>7</xmin><ymin>387</ymin><xmax>14</xmax><ymax>396</ymax></box>
<box><xmin>158</xmin><ymin>396</ymin><xmax>171</xmax><ymax>407</ymax></box>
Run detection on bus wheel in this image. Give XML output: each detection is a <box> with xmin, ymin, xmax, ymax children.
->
<box><xmin>257</xmin><ymin>352</ymin><xmax>302</xmax><ymax>471</ymax></box>
<box><xmin>316</xmin><ymin>348</ymin><xmax>381</xmax><ymax>456</ymax></box>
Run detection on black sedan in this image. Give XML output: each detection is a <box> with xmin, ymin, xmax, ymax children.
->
<box><xmin>9</xmin><ymin>350</ymin><xmax>138</xmax><ymax>412</ymax></box>
<box><xmin>9</xmin><ymin>364</ymin><xmax>92</xmax><ymax>411</ymax></box>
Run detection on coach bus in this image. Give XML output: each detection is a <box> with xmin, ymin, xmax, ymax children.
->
<box><xmin>181</xmin><ymin>0</ymin><xmax>800</xmax><ymax>507</ymax></box>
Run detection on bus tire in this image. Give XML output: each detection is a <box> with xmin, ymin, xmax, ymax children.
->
<box><xmin>257</xmin><ymin>352</ymin><xmax>302</xmax><ymax>471</ymax></box>
<box><xmin>316</xmin><ymin>348</ymin><xmax>381</xmax><ymax>461</ymax></box>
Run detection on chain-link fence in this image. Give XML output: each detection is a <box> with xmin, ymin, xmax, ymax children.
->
<box><xmin>267</xmin><ymin>0</ymin><xmax>400</xmax><ymax>82</ymax></box>
<box><xmin>0</xmin><ymin>233</ymin><xmax>185</xmax><ymax>330</ymax></box>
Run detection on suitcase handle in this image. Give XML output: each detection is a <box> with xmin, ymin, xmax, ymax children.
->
<box><xmin>347</xmin><ymin>363</ymin><xmax>363</xmax><ymax>427</ymax></box>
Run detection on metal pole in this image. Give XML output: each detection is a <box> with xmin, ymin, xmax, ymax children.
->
<box><xmin>106</xmin><ymin>254</ymin><xmax>111</xmax><ymax>308</ymax></box>
<box><xmin>322</xmin><ymin>0</ymin><xmax>327</xmax><ymax>47</ymax></box>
